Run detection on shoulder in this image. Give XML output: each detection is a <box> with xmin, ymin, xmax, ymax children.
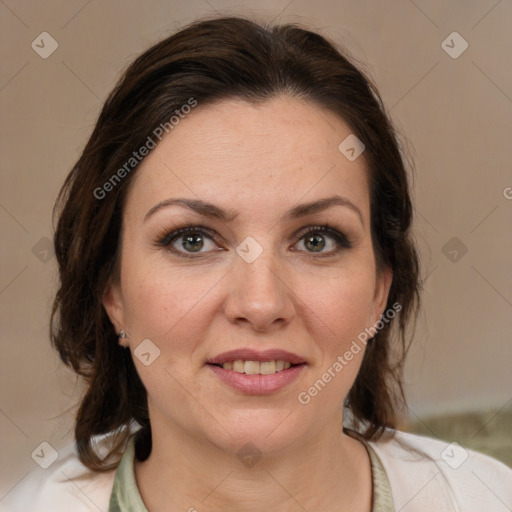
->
<box><xmin>1</xmin><ymin>435</ymin><xmax>118</xmax><ymax>512</ymax></box>
<box><xmin>367</xmin><ymin>429</ymin><xmax>512</xmax><ymax>512</ymax></box>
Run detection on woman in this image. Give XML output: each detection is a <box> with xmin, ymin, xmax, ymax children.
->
<box><xmin>3</xmin><ymin>15</ymin><xmax>511</xmax><ymax>512</ymax></box>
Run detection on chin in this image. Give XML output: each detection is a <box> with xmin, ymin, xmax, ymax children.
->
<box><xmin>200</xmin><ymin>408</ymin><xmax>312</xmax><ymax>456</ymax></box>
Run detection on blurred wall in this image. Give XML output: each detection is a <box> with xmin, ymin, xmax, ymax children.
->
<box><xmin>1</xmin><ymin>0</ymin><xmax>511</xmax><ymax>495</ymax></box>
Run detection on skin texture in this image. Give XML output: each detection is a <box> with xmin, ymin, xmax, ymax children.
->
<box><xmin>103</xmin><ymin>95</ymin><xmax>392</xmax><ymax>512</ymax></box>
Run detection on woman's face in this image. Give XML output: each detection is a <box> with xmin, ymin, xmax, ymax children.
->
<box><xmin>104</xmin><ymin>95</ymin><xmax>392</xmax><ymax>455</ymax></box>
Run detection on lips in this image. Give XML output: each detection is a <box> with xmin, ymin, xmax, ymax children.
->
<box><xmin>207</xmin><ymin>361</ymin><xmax>306</xmax><ymax>394</ymax></box>
<box><xmin>205</xmin><ymin>348</ymin><xmax>307</xmax><ymax>366</ymax></box>
<box><xmin>205</xmin><ymin>348</ymin><xmax>307</xmax><ymax>394</ymax></box>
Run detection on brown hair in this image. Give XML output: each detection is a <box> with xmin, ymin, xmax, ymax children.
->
<box><xmin>51</xmin><ymin>15</ymin><xmax>421</xmax><ymax>472</ymax></box>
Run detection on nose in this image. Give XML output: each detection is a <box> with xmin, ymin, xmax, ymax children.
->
<box><xmin>223</xmin><ymin>245</ymin><xmax>295</xmax><ymax>333</ymax></box>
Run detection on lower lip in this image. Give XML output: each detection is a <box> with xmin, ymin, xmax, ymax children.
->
<box><xmin>207</xmin><ymin>364</ymin><xmax>306</xmax><ymax>395</ymax></box>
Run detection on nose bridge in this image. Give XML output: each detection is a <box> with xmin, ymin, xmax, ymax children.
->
<box><xmin>225</xmin><ymin>235</ymin><xmax>293</xmax><ymax>330</ymax></box>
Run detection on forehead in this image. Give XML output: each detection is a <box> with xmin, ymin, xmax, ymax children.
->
<box><xmin>124</xmin><ymin>95</ymin><xmax>370</xmax><ymax>225</ymax></box>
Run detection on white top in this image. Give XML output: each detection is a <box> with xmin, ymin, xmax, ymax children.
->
<box><xmin>2</xmin><ymin>428</ymin><xmax>511</xmax><ymax>511</ymax></box>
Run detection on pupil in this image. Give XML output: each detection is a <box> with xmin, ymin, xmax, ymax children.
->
<box><xmin>183</xmin><ymin>234</ymin><xmax>203</xmax><ymax>252</ymax></box>
<box><xmin>306</xmin><ymin>234</ymin><xmax>325</xmax><ymax>252</ymax></box>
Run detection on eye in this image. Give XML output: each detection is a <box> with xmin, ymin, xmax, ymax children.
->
<box><xmin>292</xmin><ymin>224</ymin><xmax>352</xmax><ymax>256</ymax></box>
<box><xmin>156</xmin><ymin>226</ymin><xmax>220</xmax><ymax>257</ymax></box>
<box><xmin>155</xmin><ymin>223</ymin><xmax>352</xmax><ymax>258</ymax></box>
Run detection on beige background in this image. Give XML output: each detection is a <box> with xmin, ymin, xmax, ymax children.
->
<box><xmin>1</xmin><ymin>0</ymin><xmax>511</xmax><ymax>496</ymax></box>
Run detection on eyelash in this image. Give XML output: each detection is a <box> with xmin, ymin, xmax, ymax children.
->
<box><xmin>155</xmin><ymin>223</ymin><xmax>353</xmax><ymax>259</ymax></box>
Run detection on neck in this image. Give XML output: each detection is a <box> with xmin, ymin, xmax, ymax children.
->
<box><xmin>134</xmin><ymin>411</ymin><xmax>373</xmax><ymax>512</ymax></box>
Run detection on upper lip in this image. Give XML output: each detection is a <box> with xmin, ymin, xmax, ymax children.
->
<box><xmin>206</xmin><ymin>348</ymin><xmax>307</xmax><ymax>365</ymax></box>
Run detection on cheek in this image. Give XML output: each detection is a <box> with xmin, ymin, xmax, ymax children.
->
<box><xmin>297</xmin><ymin>275</ymin><xmax>375</xmax><ymax>410</ymax></box>
<box><xmin>304</xmin><ymin>269</ymin><xmax>376</xmax><ymax>346</ymax></box>
<box><xmin>121</xmin><ymin>259</ymin><xmax>221</xmax><ymax>346</ymax></box>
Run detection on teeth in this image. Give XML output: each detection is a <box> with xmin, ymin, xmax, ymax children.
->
<box><xmin>233</xmin><ymin>360</ymin><xmax>245</xmax><ymax>373</ymax></box>
<box><xmin>260</xmin><ymin>361</ymin><xmax>276</xmax><ymax>375</ymax></box>
<box><xmin>222</xmin><ymin>359</ymin><xmax>294</xmax><ymax>374</ymax></box>
<box><xmin>244</xmin><ymin>360</ymin><xmax>260</xmax><ymax>375</ymax></box>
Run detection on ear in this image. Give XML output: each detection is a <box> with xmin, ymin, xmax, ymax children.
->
<box><xmin>102</xmin><ymin>279</ymin><xmax>127</xmax><ymax>346</ymax></box>
<box><xmin>369</xmin><ymin>265</ymin><xmax>393</xmax><ymax>326</ymax></box>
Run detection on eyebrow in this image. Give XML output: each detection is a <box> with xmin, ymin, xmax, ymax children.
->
<box><xmin>144</xmin><ymin>195</ymin><xmax>364</xmax><ymax>225</ymax></box>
